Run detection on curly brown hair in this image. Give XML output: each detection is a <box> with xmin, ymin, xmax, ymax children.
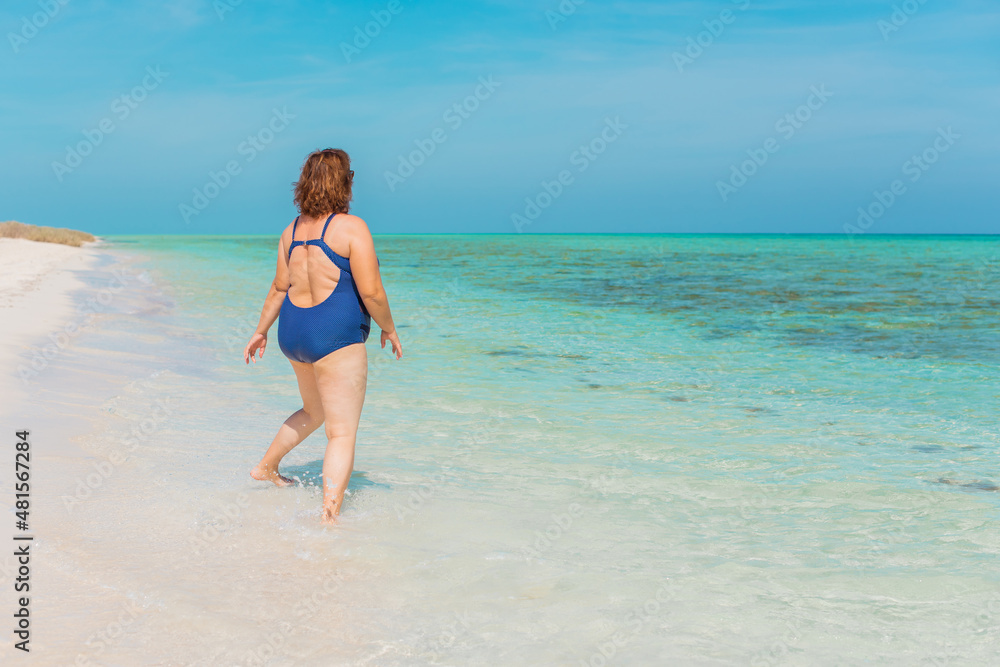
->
<box><xmin>293</xmin><ymin>148</ymin><xmax>353</xmax><ymax>217</ymax></box>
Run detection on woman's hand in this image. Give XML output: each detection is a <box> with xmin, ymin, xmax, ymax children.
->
<box><xmin>244</xmin><ymin>332</ymin><xmax>267</xmax><ymax>364</ymax></box>
<box><xmin>381</xmin><ymin>329</ymin><xmax>402</xmax><ymax>360</ymax></box>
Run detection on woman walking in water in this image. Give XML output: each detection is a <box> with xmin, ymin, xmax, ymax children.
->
<box><xmin>243</xmin><ymin>148</ymin><xmax>402</xmax><ymax>523</ymax></box>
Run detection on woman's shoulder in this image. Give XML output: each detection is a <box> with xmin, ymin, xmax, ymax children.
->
<box><xmin>280</xmin><ymin>217</ymin><xmax>300</xmax><ymax>238</ymax></box>
<box><xmin>276</xmin><ymin>217</ymin><xmax>299</xmax><ymax>252</ymax></box>
<box><xmin>338</xmin><ymin>214</ymin><xmax>372</xmax><ymax>238</ymax></box>
<box><xmin>338</xmin><ymin>213</ymin><xmax>368</xmax><ymax>227</ymax></box>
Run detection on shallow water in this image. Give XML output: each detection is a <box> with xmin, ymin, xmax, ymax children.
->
<box><xmin>15</xmin><ymin>234</ymin><xmax>1000</xmax><ymax>665</ymax></box>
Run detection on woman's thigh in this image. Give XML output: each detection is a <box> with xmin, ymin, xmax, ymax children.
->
<box><xmin>289</xmin><ymin>359</ymin><xmax>324</xmax><ymax>418</ymax></box>
<box><xmin>312</xmin><ymin>343</ymin><xmax>368</xmax><ymax>438</ymax></box>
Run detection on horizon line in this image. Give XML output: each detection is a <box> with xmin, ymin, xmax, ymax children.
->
<box><xmin>98</xmin><ymin>232</ymin><xmax>1000</xmax><ymax>239</ymax></box>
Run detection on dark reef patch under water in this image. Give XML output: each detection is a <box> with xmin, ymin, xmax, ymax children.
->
<box><xmin>379</xmin><ymin>235</ymin><xmax>999</xmax><ymax>361</ymax></box>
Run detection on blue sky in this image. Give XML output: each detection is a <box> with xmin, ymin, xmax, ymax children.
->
<box><xmin>0</xmin><ymin>0</ymin><xmax>996</xmax><ymax>234</ymax></box>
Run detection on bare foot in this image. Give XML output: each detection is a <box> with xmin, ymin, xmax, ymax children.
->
<box><xmin>251</xmin><ymin>463</ymin><xmax>294</xmax><ymax>487</ymax></box>
<box><xmin>321</xmin><ymin>504</ymin><xmax>339</xmax><ymax>525</ymax></box>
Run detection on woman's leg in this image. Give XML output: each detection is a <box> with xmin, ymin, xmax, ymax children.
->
<box><xmin>251</xmin><ymin>359</ymin><xmax>325</xmax><ymax>486</ymax></box>
<box><xmin>312</xmin><ymin>343</ymin><xmax>368</xmax><ymax>523</ymax></box>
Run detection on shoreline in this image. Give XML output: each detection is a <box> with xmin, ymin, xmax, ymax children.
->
<box><xmin>0</xmin><ymin>237</ymin><xmax>104</xmax><ymax>386</ymax></box>
<box><xmin>0</xmin><ymin>238</ymin><xmax>175</xmax><ymax>661</ymax></box>
<box><xmin>100</xmin><ymin>232</ymin><xmax>1000</xmax><ymax>238</ymax></box>
<box><xmin>0</xmin><ymin>237</ymin><xmax>108</xmax><ymax>661</ymax></box>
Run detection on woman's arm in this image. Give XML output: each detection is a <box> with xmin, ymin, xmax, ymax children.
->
<box><xmin>348</xmin><ymin>216</ymin><xmax>402</xmax><ymax>359</ymax></box>
<box><xmin>244</xmin><ymin>235</ymin><xmax>291</xmax><ymax>364</ymax></box>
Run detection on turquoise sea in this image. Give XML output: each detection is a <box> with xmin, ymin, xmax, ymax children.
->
<box><xmin>31</xmin><ymin>234</ymin><xmax>1000</xmax><ymax>665</ymax></box>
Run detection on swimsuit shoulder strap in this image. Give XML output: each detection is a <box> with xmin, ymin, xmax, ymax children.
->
<box><xmin>287</xmin><ymin>216</ymin><xmax>301</xmax><ymax>259</ymax></box>
<box><xmin>312</xmin><ymin>213</ymin><xmax>351</xmax><ymax>272</ymax></box>
<box><xmin>320</xmin><ymin>213</ymin><xmax>335</xmax><ymax>241</ymax></box>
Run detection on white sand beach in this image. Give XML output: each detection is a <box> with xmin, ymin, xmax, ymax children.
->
<box><xmin>0</xmin><ymin>237</ymin><xmax>111</xmax><ymax>662</ymax></box>
<box><xmin>0</xmin><ymin>238</ymin><xmax>100</xmax><ymax>381</ymax></box>
<box><xmin>0</xmin><ymin>238</ymin><xmax>206</xmax><ymax>664</ymax></box>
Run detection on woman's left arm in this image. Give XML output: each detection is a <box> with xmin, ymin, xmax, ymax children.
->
<box><xmin>244</xmin><ymin>236</ymin><xmax>290</xmax><ymax>364</ymax></box>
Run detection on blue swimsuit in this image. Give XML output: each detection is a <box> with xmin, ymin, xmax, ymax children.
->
<box><xmin>277</xmin><ymin>214</ymin><xmax>371</xmax><ymax>363</ymax></box>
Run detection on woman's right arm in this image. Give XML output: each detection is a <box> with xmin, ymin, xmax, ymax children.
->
<box><xmin>244</xmin><ymin>232</ymin><xmax>291</xmax><ymax>364</ymax></box>
<box><xmin>348</xmin><ymin>216</ymin><xmax>402</xmax><ymax>360</ymax></box>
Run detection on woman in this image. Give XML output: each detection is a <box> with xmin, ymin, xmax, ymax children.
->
<box><xmin>243</xmin><ymin>148</ymin><xmax>402</xmax><ymax>524</ymax></box>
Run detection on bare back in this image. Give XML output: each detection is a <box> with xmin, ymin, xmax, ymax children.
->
<box><xmin>283</xmin><ymin>214</ymin><xmax>354</xmax><ymax>308</ymax></box>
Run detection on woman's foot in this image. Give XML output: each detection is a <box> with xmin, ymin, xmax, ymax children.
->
<box><xmin>251</xmin><ymin>463</ymin><xmax>295</xmax><ymax>486</ymax></box>
<box><xmin>321</xmin><ymin>501</ymin><xmax>339</xmax><ymax>525</ymax></box>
